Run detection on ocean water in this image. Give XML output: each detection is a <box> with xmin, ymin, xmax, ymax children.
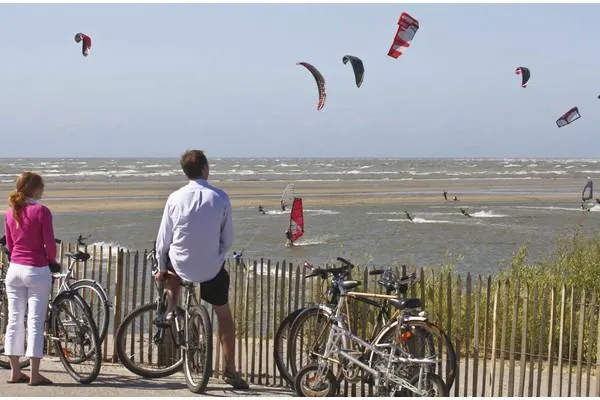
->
<box><xmin>2</xmin><ymin>157</ymin><xmax>600</xmax><ymax>276</ymax></box>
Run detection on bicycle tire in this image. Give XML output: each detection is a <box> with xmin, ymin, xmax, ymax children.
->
<box><xmin>370</xmin><ymin>319</ymin><xmax>457</xmax><ymax>392</ymax></box>
<box><xmin>287</xmin><ymin>306</ymin><xmax>345</xmax><ymax>384</ymax></box>
<box><xmin>0</xmin><ymin>285</ymin><xmax>31</xmax><ymax>370</ymax></box>
<box><xmin>408</xmin><ymin>372</ymin><xmax>448</xmax><ymax>397</ymax></box>
<box><xmin>183</xmin><ymin>306</ymin><xmax>213</xmax><ymax>394</ymax></box>
<box><xmin>273</xmin><ymin>308</ymin><xmax>305</xmax><ymax>387</ymax></box>
<box><xmin>69</xmin><ymin>279</ymin><xmax>110</xmax><ymax>344</ymax></box>
<box><xmin>295</xmin><ymin>363</ymin><xmax>339</xmax><ymax>397</ymax></box>
<box><xmin>115</xmin><ymin>302</ymin><xmax>185</xmax><ymax>378</ymax></box>
<box><xmin>50</xmin><ymin>290</ymin><xmax>102</xmax><ymax>384</ymax></box>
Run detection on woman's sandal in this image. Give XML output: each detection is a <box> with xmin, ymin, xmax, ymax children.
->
<box><xmin>7</xmin><ymin>374</ymin><xmax>30</xmax><ymax>384</ymax></box>
<box><xmin>29</xmin><ymin>377</ymin><xmax>53</xmax><ymax>386</ymax></box>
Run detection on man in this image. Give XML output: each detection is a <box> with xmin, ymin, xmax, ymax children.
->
<box><xmin>404</xmin><ymin>210</ymin><xmax>414</xmax><ymax>222</ymax></box>
<box><xmin>154</xmin><ymin>149</ymin><xmax>249</xmax><ymax>390</ymax></box>
<box><xmin>280</xmin><ymin>199</ymin><xmax>286</xmax><ymax>212</ymax></box>
<box><xmin>460</xmin><ymin>208</ymin><xmax>471</xmax><ymax>217</ymax></box>
<box><xmin>258</xmin><ymin>205</ymin><xmax>266</xmax><ymax>215</ymax></box>
<box><xmin>285</xmin><ymin>228</ymin><xmax>294</xmax><ymax>247</ymax></box>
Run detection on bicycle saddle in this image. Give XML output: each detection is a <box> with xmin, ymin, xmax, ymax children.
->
<box><xmin>342</xmin><ymin>280</ymin><xmax>361</xmax><ymax>290</ymax></box>
<box><xmin>65</xmin><ymin>251</ymin><xmax>91</xmax><ymax>262</ymax></box>
<box><xmin>389</xmin><ymin>297</ymin><xmax>422</xmax><ymax>310</ymax></box>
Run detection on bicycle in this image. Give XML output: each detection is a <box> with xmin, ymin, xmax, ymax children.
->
<box><xmin>55</xmin><ymin>234</ymin><xmax>111</xmax><ymax>345</ymax></box>
<box><xmin>0</xmin><ymin>236</ymin><xmax>102</xmax><ymax>383</ymax></box>
<box><xmin>115</xmin><ymin>242</ymin><xmax>213</xmax><ymax>393</ymax></box>
<box><xmin>286</xmin><ymin>257</ymin><xmax>456</xmax><ymax>392</ymax></box>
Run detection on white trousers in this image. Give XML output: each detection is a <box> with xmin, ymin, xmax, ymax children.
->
<box><xmin>4</xmin><ymin>263</ymin><xmax>51</xmax><ymax>358</ymax></box>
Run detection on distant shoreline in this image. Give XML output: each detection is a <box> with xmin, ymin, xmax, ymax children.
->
<box><xmin>0</xmin><ymin>177</ymin><xmax>587</xmax><ymax>213</ymax></box>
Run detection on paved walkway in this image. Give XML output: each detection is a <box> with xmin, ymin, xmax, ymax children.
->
<box><xmin>0</xmin><ymin>358</ymin><xmax>295</xmax><ymax>397</ymax></box>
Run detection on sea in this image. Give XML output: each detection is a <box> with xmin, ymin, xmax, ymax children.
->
<box><xmin>2</xmin><ymin>157</ymin><xmax>600</xmax><ymax>277</ymax></box>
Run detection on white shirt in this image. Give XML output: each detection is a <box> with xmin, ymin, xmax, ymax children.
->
<box><xmin>155</xmin><ymin>179</ymin><xmax>233</xmax><ymax>283</ymax></box>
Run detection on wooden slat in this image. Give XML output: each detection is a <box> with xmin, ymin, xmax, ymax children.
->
<box><xmin>585</xmin><ymin>293</ymin><xmax>596</xmax><ymax>397</ymax></box>
<box><xmin>463</xmin><ymin>273</ymin><xmax>471</xmax><ymax>397</ymax></box>
<box><xmin>454</xmin><ymin>275</ymin><xmax>461</xmax><ymax>397</ymax></box>
<box><xmin>557</xmin><ymin>285</ymin><xmax>566</xmax><ymax>396</ymax></box>
<box><xmin>472</xmin><ymin>275</ymin><xmax>481</xmax><ymax>396</ymax></box>
<box><xmin>567</xmin><ymin>286</ymin><xmax>576</xmax><ymax>396</ymax></box>
<box><xmin>518</xmin><ymin>283</ymin><xmax>528</xmax><ymax>396</ymax></box>
<box><xmin>576</xmin><ymin>288</ymin><xmax>585</xmax><ymax>397</ymax></box>
<box><xmin>490</xmin><ymin>282</ymin><xmax>500</xmax><ymax>396</ymax></box>
<box><xmin>547</xmin><ymin>287</ymin><xmax>556</xmax><ymax>396</ymax></box>
<box><xmin>508</xmin><ymin>279</ymin><xmax>520</xmax><ymax>397</ymax></box>
<box><xmin>265</xmin><ymin>259</ymin><xmax>271</xmax><ymax>386</ymax></box>
<box><xmin>481</xmin><ymin>277</ymin><xmax>492</xmax><ymax>397</ymax></box>
<box><xmin>527</xmin><ymin>284</ymin><xmax>538</xmax><ymax>397</ymax></box>
<box><xmin>498</xmin><ymin>280</ymin><xmax>509</xmax><ymax>397</ymax></box>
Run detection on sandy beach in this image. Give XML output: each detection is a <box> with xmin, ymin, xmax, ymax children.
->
<box><xmin>0</xmin><ymin>177</ymin><xmax>584</xmax><ymax>213</ymax></box>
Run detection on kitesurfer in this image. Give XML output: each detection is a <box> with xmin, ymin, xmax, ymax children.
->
<box><xmin>460</xmin><ymin>208</ymin><xmax>471</xmax><ymax>217</ymax></box>
<box><xmin>258</xmin><ymin>205</ymin><xmax>266</xmax><ymax>215</ymax></box>
<box><xmin>405</xmin><ymin>210</ymin><xmax>414</xmax><ymax>222</ymax></box>
<box><xmin>281</xmin><ymin>200</ymin><xmax>286</xmax><ymax>212</ymax></box>
<box><xmin>443</xmin><ymin>191</ymin><xmax>448</xmax><ymax>201</ymax></box>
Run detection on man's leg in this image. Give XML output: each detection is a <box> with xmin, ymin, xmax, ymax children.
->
<box><xmin>164</xmin><ymin>271</ymin><xmax>181</xmax><ymax>316</ymax></box>
<box><xmin>213</xmin><ymin>303</ymin><xmax>236</xmax><ymax>373</ymax></box>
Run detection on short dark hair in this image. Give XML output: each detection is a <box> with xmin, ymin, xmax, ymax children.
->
<box><xmin>180</xmin><ymin>149</ymin><xmax>208</xmax><ymax>180</ymax></box>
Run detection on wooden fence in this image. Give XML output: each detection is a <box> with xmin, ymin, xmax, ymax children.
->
<box><xmin>5</xmin><ymin>242</ymin><xmax>600</xmax><ymax>396</ymax></box>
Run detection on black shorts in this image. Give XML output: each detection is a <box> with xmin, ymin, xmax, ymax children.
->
<box><xmin>168</xmin><ymin>260</ymin><xmax>230</xmax><ymax>306</ymax></box>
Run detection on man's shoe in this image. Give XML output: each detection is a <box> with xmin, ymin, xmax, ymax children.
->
<box><xmin>223</xmin><ymin>370</ymin><xmax>250</xmax><ymax>390</ymax></box>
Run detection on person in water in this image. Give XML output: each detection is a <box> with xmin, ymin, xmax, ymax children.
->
<box><xmin>460</xmin><ymin>208</ymin><xmax>471</xmax><ymax>217</ymax></box>
<box><xmin>443</xmin><ymin>191</ymin><xmax>448</xmax><ymax>201</ymax></box>
<box><xmin>258</xmin><ymin>205</ymin><xmax>266</xmax><ymax>215</ymax></box>
<box><xmin>405</xmin><ymin>210</ymin><xmax>414</xmax><ymax>222</ymax></box>
<box><xmin>280</xmin><ymin>200</ymin><xmax>286</xmax><ymax>212</ymax></box>
<box><xmin>285</xmin><ymin>228</ymin><xmax>294</xmax><ymax>247</ymax></box>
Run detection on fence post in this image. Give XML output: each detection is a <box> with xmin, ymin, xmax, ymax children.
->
<box><xmin>111</xmin><ymin>248</ymin><xmax>124</xmax><ymax>363</ymax></box>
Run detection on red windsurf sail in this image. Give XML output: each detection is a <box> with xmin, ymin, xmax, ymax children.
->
<box><xmin>289</xmin><ymin>198</ymin><xmax>304</xmax><ymax>243</ymax></box>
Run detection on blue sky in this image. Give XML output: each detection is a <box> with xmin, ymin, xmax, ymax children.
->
<box><xmin>0</xmin><ymin>4</ymin><xmax>599</xmax><ymax>158</ymax></box>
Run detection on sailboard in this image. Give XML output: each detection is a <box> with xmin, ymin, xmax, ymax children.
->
<box><xmin>289</xmin><ymin>197</ymin><xmax>304</xmax><ymax>244</ymax></box>
<box><xmin>582</xmin><ymin>179</ymin><xmax>593</xmax><ymax>202</ymax></box>
<box><xmin>282</xmin><ymin>183</ymin><xmax>296</xmax><ymax>210</ymax></box>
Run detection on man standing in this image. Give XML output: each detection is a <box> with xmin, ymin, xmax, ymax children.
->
<box><xmin>154</xmin><ymin>149</ymin><xmax>249</xmax><ymax>390</ymax></box>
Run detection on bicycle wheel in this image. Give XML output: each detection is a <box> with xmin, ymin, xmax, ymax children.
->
<box><xmin>287</xmin><ymin>306</ymin><xmax>344</xmax><ymax>385</ymax></box>
<box><xmin>183</xmin><ymin>306</ymin><xmax>213</xmax><ymax>394</ymax></box>
<box><xmin>116</xmin><ymin>302</ymin><xmax>184</xmax><ymax>378</ymax></box>
<box><xmin>50</xmin><ymin>290</ymin><xmax>102</xmax><ymax>384</ymax></box>
<box><xmin>370</xmin><ymin>319</ymin><xmax>456</xmax><ymax>392</ymax></box>
<box><xmin>408</xmin><ymin>372</ymin><xmax>448</xmax><ymax>397</ymax></box>
<box><xmin>69</xmin><ymin>279</ymin><xmax>110</xmax><ymax>344</ymax></box>
<box><xmin>0</xmin><ymin>285</ymin><xmax>31</xmax><ymax>369</ymax></box>
<box><xmin>273</xmin><ymin>308</ymin><xmax>305</xmax><ymax>387</ymax></box>
<box><xmin>295</xmin><ymin>363</ymin><xmax>339</xmax><ymax>397</ymax></box>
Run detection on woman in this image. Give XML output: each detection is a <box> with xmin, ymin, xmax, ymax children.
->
<box><xmin>3</xmin><ymin>172</ymin><xmax>56</xmax><ymax>386</ymax></box>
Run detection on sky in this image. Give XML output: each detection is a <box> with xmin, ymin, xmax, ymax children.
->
<box><xmin>0</xmin><ymin>3</ymin><xmax>599</xmax><ymax>158</ymax></box>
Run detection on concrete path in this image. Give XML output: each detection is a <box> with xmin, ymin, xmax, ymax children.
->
<box><xmin>0</xmin><ymin>357</ymin><xmax>295</xmax><ymax>397</ymax></box>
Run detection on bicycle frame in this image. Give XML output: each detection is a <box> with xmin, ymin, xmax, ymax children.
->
<box><xmin>313</xmin><ymin>302</ymin><xmax>440</xmax><ymax>396</ymax></box>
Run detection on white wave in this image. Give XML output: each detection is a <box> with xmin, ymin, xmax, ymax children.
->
<box><xmin>292</xmin><ymin>239</ymin><xmax>327</xmax><ymax>247</ymax></box>
<box><xmin>503</xmin><ymin>164</ymin><xmax>521</xmax><ymax>168</ymax></box>
<box><xmin>384</xmin><ymin>218</ymin><xmax>454</xmax><ymax>224</ymax></box>
<box><xmin>516</xmin><ymin>206</ymin><xmax>584</xmax><ymax>212</ymax></box>
<box><xmin>305</xmin><ymin>209</ymin><xmax>340</xmax><ymax>215</ymax></box>
<box><xmin>471</xmin><ymin>210</ymin><xmax>507</xmax><ymax>218</ymax></box>
<box><xmin>265</xmin><ymin>210</ymin><xmax>290</xmax><ymax>215</ymax></box>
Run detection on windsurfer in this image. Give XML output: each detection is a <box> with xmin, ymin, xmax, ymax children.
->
<box><xmin>285</xmin><ymin>228</ymin><xmax>294</xmax><ymax>247</ymax></box>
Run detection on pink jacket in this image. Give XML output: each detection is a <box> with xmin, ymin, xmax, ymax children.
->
<box><xmin>4</xmin><ymin>201</ymin><xmax>57</xmax><ymax>267</ymax></box>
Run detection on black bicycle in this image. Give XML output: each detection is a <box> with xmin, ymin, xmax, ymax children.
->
<box><xmin>0</xmin><ymin>236</ymin><xmax>102</xmax><ymax>383</ymax></box>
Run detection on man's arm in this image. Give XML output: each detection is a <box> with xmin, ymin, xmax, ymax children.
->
<box><xmin>220</xmin><ymin>198</ymin><xmax>234</xmax><ymax>256</ymax></box>
<box><xmin>155</xmin><ymin>197</ymin><xmax>174</xmax><ymax>274</ymax></box>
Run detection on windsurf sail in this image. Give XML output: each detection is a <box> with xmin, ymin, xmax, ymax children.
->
<box><xmin>289</xmin><ymin>198</ymin><xmax>304</xmax><ymax>243</ymax></box>
<box><xmin>282</xmin><ymin>183</ymin><xmax>296</xmax><ymax>209</ymax></box>
<box><xmin>582</xmin><ymin>179</ymin><xmax>593</xmax><ymax>202</ymax></box>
